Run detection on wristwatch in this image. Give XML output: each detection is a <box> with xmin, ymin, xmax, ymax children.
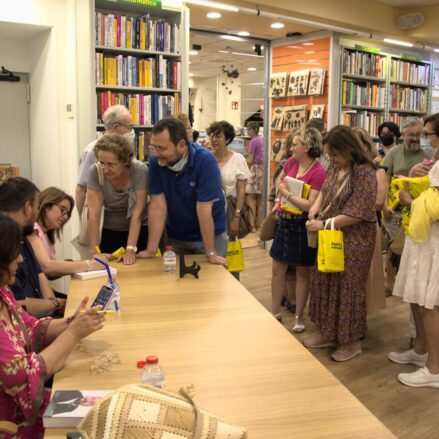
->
<box><xmin>206</xmin><ymin>250</ymin><xmax>216</xmax><ymax>257</ymax></box>
<box><xmin>126</xmin><ymin>245</ymin><xmax>138</xmax><ymax>253</ymax></box>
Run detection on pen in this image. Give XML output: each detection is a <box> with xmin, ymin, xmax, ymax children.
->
<box><xmin>95</xmin><ymin>246</ymin><xmax>101</xmax><ymax>255</ymax></box>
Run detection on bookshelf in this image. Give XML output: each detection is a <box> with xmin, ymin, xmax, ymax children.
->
<box><xmin>94</xmin><ymin>0</ymin><xmax>188</xmax><ymax>161</ymax></box>
<box><xmin>339</xmin><ymin>46</ymin><xmax>432</xmax><ymax>135</ymax></box>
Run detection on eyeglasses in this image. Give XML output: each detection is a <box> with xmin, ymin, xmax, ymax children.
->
<box><xmin>422</xmin><ymin>131</ymin><xmax>439</xmax><ymax>138</ymax></box>
<box><xmin>98</xmin><ymin>161</ymin><xmax>121</xmax><ymax>169</ymax></box>
<box><xmin>56</xmin><ymin>204</ymin><xmax>71</xmax><ymax>218</ymax></box>
<box><xmin>405</xmin><ymin>133</ymin><xmax>421</xmax><ymax>139</ymax></box>
<box><xmin>117</xmin><ymin>122</ymin><xmax>133</xmax><ymax>131</ymax></box>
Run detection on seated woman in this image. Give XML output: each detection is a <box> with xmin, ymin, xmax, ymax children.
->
<box><xmin>28</xmin><ymin>187</ymin><xmax>105</xmax><ymax>278</ymax></box>
<box><xmin>87</xmin><ymin>134</ymin><xmax>149</xmax><ymax>265</ymax></box>
<box><xmin>0</xmin><ymin>214</ymin><xmax>104</xmax><ymax>438</ymax></box>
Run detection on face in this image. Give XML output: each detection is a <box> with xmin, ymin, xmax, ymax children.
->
<box><xmin>325</xmin><ymin>145</ymin><xmax>350</xmax><ymax>169</ymax></box>
<box><xmin>403</xmin><ymin>124</ymin><xmax>422</xmax><ymax>151</ymax></box>
<box><xmin>291</xmin><ymin>136</ymin><xmax>308</xmax><ymax>160</ymax></box>
<box><xmin>151</xmin><ymin>129</ymin><xmax>186</xmax><ymax>167</ymax></box>
<box><xmin>44</xmin><ymin>198</ymin><xmax>72</xmax><ymax>230</ymax></box>
<box><xmin>185</xmin><ymin>124</ymin><xmax>193</xmax><ymax>141</ymax></box>
<box><xmin>113</xmin><ymin>112</ymin><xmax>133</xmax><ymax>136</ymax></box>
<box><xmin>97</xmin><ymin>151</ymin><xmax>124</xmax><ymax>180</ymax></box>
<box><xmin>423</xmin><ymin>122</ymin><xmax>439</xmax><ymax>149</ymax></box>
<box><xmin>209</xmin><ymin>130</ymin><xmax>228</xmax><ymax>152</ymax></box>
<box><xmin>247</xmin><ymin>126</ymin><xmax>256</xmax><ymax>137</ymax></box>
<box><xmin>22</xmin><ymin>192</ymin><xmax>39</xmax><ymax>236</ymax></box>
<box><xmin>3</xmin><ymin>253</ymin><xmax>24</xmax><ymax>286</ymax></box>
<box><xmin>79</xmin><ymin>396</ymin><xmax>103</xmax><ymax>406</ymax></box>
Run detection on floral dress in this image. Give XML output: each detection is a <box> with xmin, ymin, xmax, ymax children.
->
<box><xmin>0</xmin><ymin>286</ymin><xmax>51</xmax><ymax>438</ymax></box>
<box><xmin>309</xmin><ymin>164</ymin><xmax>377</xmax><ymax>345</ymax></box>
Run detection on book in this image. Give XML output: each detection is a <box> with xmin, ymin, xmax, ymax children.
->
<box><xmin>43</xmin><ymin>390</ymin><xmax>111</xmax><ymax>428</ymax></box>
<box><xmin>269</xmin><ymin>72</ymin><xmax>288</xmax><ymax>98</ymax></box>
<box><xmin>281</xmin><ymin>105</ymin><xmax>307</xmax><ymax>132</ymax></box>
<box><xmin>280</xmin><ymin>176</ymin><xmax>311</xmax><ymax>214</ymax></box>
<box><xmin>73</xmin><ymin>267</ymin><xmax>117</xmax><ymax>281</ymax></box>
<box><xmin>287</xmin><ymin>70</ymin><xmax>309</xmax><ymax>96</ymax></box>
<box><xmin>307</xmin><ymin>68</ymin><xmax>326</xmax><ymax>96</ymax></box>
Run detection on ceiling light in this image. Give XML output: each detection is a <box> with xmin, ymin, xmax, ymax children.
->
<box><xmin>238</xmin><ymin>31</ymin><xmax>250</xmax><ymax>37</ymax></box>
<box><xmin>207</xmin><ymin>11</ymin><xmax>221</xmax><ymax>18</ymax></box>
<box><xmin>383</xmin><ymin>38</ymin><xmax>413</xmax><ymax>48</ymax></box>
<box><xmin>221</xmin><ymin>35</ymin><xmax>245</xmax><ymax>41</ymax></box>
<box><xmin>302</xmin><ymin>42</ymin><xmax>314</xmax><ymax>46</ymax></box>
<box><xmin>232</xmin><ymin>51</ymin><xmax>263</xmax><ymax>58</ymax></box>
<box><xmin>189</xmin><ymin>50</ymin><xmax>199</xmax><ymax>55</ymax></box>
<box><xmin>247</xmin><ymin>67</ymin><xmax>257</xmax><ymax>71</ymax></box>
<box><xmin>185</xmin><ymin>0</ymin><xmax>239</xmax><ymax>12</ymax></box>
<box><xmin>271</xmin><ymin>22</ymin><xmax>284</xmax><ymax>29</ymax></box>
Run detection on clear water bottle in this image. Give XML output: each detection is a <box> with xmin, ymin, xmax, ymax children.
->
<box><xmin>163</xmin><ymin>245</ymin><xmax>177</xmax><ymax>273</ymax></box>
<box><xmin>140</xmin><ymin>356</ymin><xmax>165</xmax><ymax>389</ymax></box>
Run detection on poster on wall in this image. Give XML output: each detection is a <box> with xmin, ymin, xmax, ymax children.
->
<box><xmin>271</xmin><ymin>138</ymin><xmax>286</xmax><ymax>162</ymax></box>
<box><xmin>307</xmin><ymin>69</ymin><xmax>326</xmax><ymax>95</ymax></box>
<box><xmin>287</xmin><ymin>70</ymin><xmax>309</xmax><ymax>96</ymax></box>
<box><xmin>269</xmin><ymin>72</ymin><xmax>288</xmax><ymax>98</ymax></box>
<box><xmin>271</xmin><ymin>106</ymin><xmax>285</xmax><ymax>130</ymax></box>
<box><xmin>282</xmin><ymin>105</ymin><xmax>307</xmax><ymax>132</ymax></box>
<box><xmin>310</xmin><ymin>104</ymin><xmax>325</xmax><ymax>119</ymax></box>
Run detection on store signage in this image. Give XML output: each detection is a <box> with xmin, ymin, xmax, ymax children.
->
<box><xmin>117</xmin><ymin>0</ymin><xmax>162</xmax><ymax>8</ymax></box>
<box><xmin>400</xmin><ymin>54</ymin><xmax>422</xmax><ymax>62</ymax></box>
<box><xmin>355</xmin><ymin>45</ymin><xmax>381</xmax><ymax>54</ymax></box>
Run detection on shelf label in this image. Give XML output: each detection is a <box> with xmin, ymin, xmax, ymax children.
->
<box><xmin>117</xmin><ymin>0</ymin><xmax>162</xmax><ymax>8</ymax></box>
<box><xmin>400</xmin><ymin>54</ymin><xmax>422</xmax><ymax>62</ymax></box>
<box><xmin>354</xmin><ymin>45</ymin><xmax>381</xmax><ymax>54</ymax></box>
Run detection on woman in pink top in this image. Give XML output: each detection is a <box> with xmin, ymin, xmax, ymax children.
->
<box><xmin>270</xmin><ymin>127</ymin><xmax>326</xmax><ymax>331</ymax></box>
<box><xmin>28</xmin><ymin>188</ymin><xmax>105</xmax><ymax>279</ymax></box>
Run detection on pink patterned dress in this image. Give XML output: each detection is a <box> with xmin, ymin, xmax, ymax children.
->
<box><xmin>0</xmin><ymin>286</ymin><xmax>52</xmax><ymax>438</ymax></box>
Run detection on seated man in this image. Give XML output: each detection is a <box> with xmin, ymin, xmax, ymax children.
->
<box><xmin>0</xmin><ymin>177</ymin><xmax>66</xmax><ymax>317</ymax></box>
<box><xmin>138</xmin><ymin>117</ymin><xmax>227</xmax><ymax>267</ymax></box>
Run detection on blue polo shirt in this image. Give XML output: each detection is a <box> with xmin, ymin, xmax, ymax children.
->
<box><xmin>149</xmin><ymin>142</ymin><xmax>226</xmax><ymax>241</ymax></box>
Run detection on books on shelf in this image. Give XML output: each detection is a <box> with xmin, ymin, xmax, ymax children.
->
<box><xmin>341</xmin><ymin>110</ymin><xmax>384</xmax><ymax>136</ymax></box>
<box><xmin>390</xmin><ymin>59</ymin><xmax>430</xmax><ymax>85</ymax></box>
<box><xmin>390</xmin><ymin>84</ymin><xmax>428</xmax><ymax>112</ymax></box>
<box><xmin>342</xmin><ymin>80</ymin><xmax>386</xmax><ymax>108</ymax></box>
<box><xmin>97</xmin><ymin>91</ymin><xmax>181</xmax><ymax>125</ymax></box>
<box><xmin>95</xmin><ymin>12</ymin><xmax>181</xmax><ymax>53</ymax></box>
<box><xmin>44</xmin><ymin>390</ymin><xmax>111</xmax><ymax>428</ymax></box>
<box><xmin>96</xmin><ymin>53</ymin><xmax>181</xmax><ymax>90</ymax></box>
<box><xmin>343</xmin><ymin>49</ymin><xmax>385</xmax><ymax>78</ymax></box>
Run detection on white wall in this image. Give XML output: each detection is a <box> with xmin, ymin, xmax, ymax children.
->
<box><xmin>217</xmin><ymin>72</ymin><xmax>241</xmax><ymax>128</ymax></box>
<box><xmin>0</xmin><ymin>38</ymin><xmax>30</xmax><ymax>72</ymax></box>
<box><xmin>240</xmin><ymin>70</ymin><xmax>264</xmax><ymax>127</ymax></box>
<box><xmin>191</xmin><ymin>76</ymin><xmax>218</xmax><ymax>131</ymax></box>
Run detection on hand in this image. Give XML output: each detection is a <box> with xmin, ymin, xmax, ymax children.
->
<box><xmin>373</xmin><ymin>156</ymin><xmax>383</xmax><ymax>165</ymax></box>
<box><xmin>229</xmin><ymin>217</ymin><xmax>239</xmax><ymax>236</ymax></box>
<box><xmin>92</xmin><ymin>253</ymin><xmax>112</xmax><ymax>262</ymax></box>
<box><xmin>308</xmin><ymin>207</ymin><xmax>319</xmax><ymax>220</ymax></box>
<box><xmin>411</xmin><ymin>163</ymin><xmax>431</xmax><ymax>177</ymax></box>
<box><xmin>66</xmin><ymin>305</ymin><xmax>105</xmax><ymax>340</ymax></box>
<box><xmin>383</xmin><ymin>204</ymin><xmax>394</xmax><ymax>221</ymax></box>
<box><xmin>137</xmin><ymin>249</ymin><xmax>157</xmax><ymax>259</ymax></box>
<box><xmin>207</xmin><ymin>253</ymin><xmax>228</xmax><ymax>268</ymax></box>
<box><xmin>399</xmin><ymin>182</ymin><xmax>413</xmax><ymax>207</ymax></box>
<box><xmin>306</xmin><ymin>219</ymin><xmax>324</xmax><ymax>232</ymax></box>
<box><xmin>90</xmin><ymin>260</ymin><xmax>106</xmax><ymax>271</ymax></box>
<box><xmin>70</xmin><ymin>296</ymin><xmax>89</xmax><ymax>321</ymax></box>
<box><xmin>120</xmin><ymin>249</ymin><xmax>136</xmax><ymax>265</ymax></box>
<box><xmin>56</xmin><ymin>298</ymin><xmax>67</xmax><ymax>312</ymax></box>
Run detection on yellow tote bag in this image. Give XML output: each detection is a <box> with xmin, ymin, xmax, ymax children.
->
<box><xmin>317</xmin><ymin>218</ymin><xmax>344</xmax><ymax>273</ymax></box>
<box><xmin>226</xmin><ymin>239</ymin><xmax>245</xmax><ymax>272</ymax></box>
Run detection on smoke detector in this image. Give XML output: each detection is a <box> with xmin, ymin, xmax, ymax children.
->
<box><xmin>396</xmin><ymin>13</ymin><xmax>424</xmax><ymax>29</ymax></box>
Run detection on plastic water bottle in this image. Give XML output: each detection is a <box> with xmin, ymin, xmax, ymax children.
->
<box><xmin>163</xmin><ymin>245</ymin><xmax>177</xmax><ymax>273</ymax></box>
<box><xmin>140</xmin><ymin>356</ymin><xmax>165</xmax><ymax>389</ymax></box>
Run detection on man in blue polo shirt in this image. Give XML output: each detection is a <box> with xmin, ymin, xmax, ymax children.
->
<box><xmin>138</xmin><ymin>117</ymin><xmax>227</xmax><ymax>267</ymax></box>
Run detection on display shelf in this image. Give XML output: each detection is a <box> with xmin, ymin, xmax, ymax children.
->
<box><xmin>96</xmin><ymin>45</ymin><xmax>180</xmax><ymax>58</ymax></box>
<box><xmin>96</xmin><ymin>85</ymin><xmax>180</xmax><ymax>93</ymax></box>
<box><xmin>341</xmin><ymin>104</ymin><xmax>385</xmax><ymax>111</ymax></box>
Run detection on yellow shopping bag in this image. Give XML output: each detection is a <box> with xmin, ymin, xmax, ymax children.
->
<box><xmin>317</xmin><ymin>218</ymin><xmax>344</xmax><ymax>273</ymax></box>
<box><xmin>226</xmin><ymin>239</ymin><xmax>245</xmax><ymax>272</ymax></box>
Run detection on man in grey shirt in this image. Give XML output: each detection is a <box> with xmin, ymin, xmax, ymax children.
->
<box><xmin>75</xmin><ymin>105</ymin><xmax>135</xmax><ymax>214</ymax></box>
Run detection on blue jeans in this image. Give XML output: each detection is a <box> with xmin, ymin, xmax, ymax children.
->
<box><xmin>168</xmin><ymin>231</ymin><xmax>228</xmax><ymax>257</ymax></box>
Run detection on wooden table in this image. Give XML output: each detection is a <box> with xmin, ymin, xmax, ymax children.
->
<box><xmin>46</xmin><ymin>258</ymin><xmax>393</xmax><ymax>438</ymax></box>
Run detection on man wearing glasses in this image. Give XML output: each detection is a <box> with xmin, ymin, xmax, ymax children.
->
<box><xmin>75</xmin><ymin>105</ymin><xmax>135</xmax><ymax>215</ymax></box>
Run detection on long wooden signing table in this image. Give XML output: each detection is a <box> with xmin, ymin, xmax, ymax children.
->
<box><xmin>46</xmin><ymin>258</ymin><xmax>393</xmax><ymax>438</ymax></box>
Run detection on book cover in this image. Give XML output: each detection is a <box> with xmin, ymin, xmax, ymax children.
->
<box><xmin>282</xmin><ymin>105</ymin><xmax>307</xmax><ymax>132</ymax></box>
<box><xmin>287</xmin><ymin>70</ymin><xmax>309</xmax><ymax>96</ymax></box>
<box><xmin>280</xmin><ymin>176</ymin><xmax>311</xmax><ymax>214</ymax></box>
<box><xmin>308</xmin><ymin>68</ymin><xmax>326</xmax><ymax>95</ymax></box>
<box><xmin>271</xmin><ymin>106</ymin><xmax>285</xmax><ymax>131</ymax></box>
<box><xmin>310</xmin><ymin>104</ymin><xmax>325</xmax><ymax>119</ymax></box>
<box><xmin>43</xmin><ymin>390</ymin><xmax>111</xmax><ymax>429</ymax></box>
<box><xmin>269</xmin><ymin>72</ymin><xmax>288</xmax><ymax>98</ymax></box>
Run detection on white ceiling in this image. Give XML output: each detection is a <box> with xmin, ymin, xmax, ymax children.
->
<box><xmin>0</xmin><ymin>21</ymin><xmax>49</xmax><ymax>41</ymax></box>
<box><xmin>377</xmin><ymin>0</ymin><xmax>439</xmax><ymax>6</ymax></box>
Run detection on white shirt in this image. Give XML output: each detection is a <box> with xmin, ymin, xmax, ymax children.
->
<box><xmin>77</xmin><ymin>139</ymin><xmax>98</xmax><ymax>187</ymax></box>
<box><xmin>219</xmin><ymin>151</ymin><xmax>251</xmax><ymax>198</ymax></box>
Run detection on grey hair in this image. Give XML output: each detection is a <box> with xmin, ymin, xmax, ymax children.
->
<box><xmin>401</xmin><ymin>117</ymin><xmax>423</xmax><ymax>131</ymax></box>
<box><xmin>102</xmin><ymin>105</ymin><xmax>130</xmax><ymax>130</ymax></box>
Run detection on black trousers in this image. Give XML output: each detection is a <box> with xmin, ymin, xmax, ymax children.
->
<box><xmin>100</xmin><ymin>226</ymin><xmax>148</xmax><ymax>254</ymax></box>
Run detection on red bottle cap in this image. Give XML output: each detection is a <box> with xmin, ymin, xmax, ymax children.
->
<box><xmin>166</xmin><ymin>245</ymin><xmax>173</xmax><ymax>251</ymax></box>
<box><xmin>136</xmin><ymin>355</ymin><xmax>159</xmax><ymax>368</ymax></box>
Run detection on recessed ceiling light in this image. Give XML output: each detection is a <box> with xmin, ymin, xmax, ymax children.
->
<box><xmin>189</xmin><ymin>50</ymin><xmax>199</xmax><ymax>55</ymax></box>
<box><xmin>221</xmin><ymin>35</ymin><xmax>245</xmax><ymax>41</ymax></box>
<box><xmin>207</xmin><ymin>11</ymin><xmax>221</xmax><ymax>18</ymax></box>
<box><xmin>238</xmin><ymin>31</ymin><xmax>250</xmax><ymax>37</ymax></box>
<box><xmin>302</xmin><ymin>42</ymin><xmax>314</xmax><ymax>46</ymax></box>
<box><xmin>271</xmin><ymin>22</ymin><xmax>284</xmax><ymax>29</ymax></box>
<box><xmin>247</xmin><ymin>67</ymin><xmax>257</xmax><ymax>71</ymax></box>
<box><xmin>185</xmin><ymin>0</ymin><xmax>239</xmax><ymax>12</ymax></box>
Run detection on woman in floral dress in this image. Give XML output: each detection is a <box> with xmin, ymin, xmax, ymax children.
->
<box><xmin>305</xmin><ymin>126</ymin><xmax>377</xmax><ymax>362</ymax></box>
<box><xmin>0</xmin><ymin>215</ymin><xmax>104</xmax><ymax>438</ymax></box>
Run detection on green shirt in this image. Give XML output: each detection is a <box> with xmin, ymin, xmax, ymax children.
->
<box><xmin>383</xmin><ymin>143</ymin><xmax>428</xmax><ymax>177</ymax></box>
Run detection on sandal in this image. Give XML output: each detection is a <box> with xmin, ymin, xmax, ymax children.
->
<box><xmin>292</xmin><ymin>316</ymin><xmax>305</xmax><ymax>333</ymax></box>
<box><xmin>303</xmin><ymin>333</ymin><xmax>336</xmax><ymax>348</ymax></box>
<box><xmin>273</xmin><ymin>313</ymin><xmax>282</xmax><ymax>323</ymax></box>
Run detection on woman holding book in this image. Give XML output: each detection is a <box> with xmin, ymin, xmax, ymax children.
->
<box><xmin>270</xmin><ymin>127</ymin><xmax>326</xmax><ymax>331</ymax></box>
<box><xmin>87</xmin><ymin>133</ymin><xmax>149</xmax><ymax>265</ymax></box>
<box><xmin>28</xmin><ymin>187</ymin><xmax>105</xmax><ymax>279</ymax></box>
<box><xmin>0</xmin><ymin>214</ymin><xmax>104</xmax><ymax>438</ymax></box>
<box><xmin>305</xmin><ymin>126</ymin><xmax>377</xmax><ymax>362</ymax></box>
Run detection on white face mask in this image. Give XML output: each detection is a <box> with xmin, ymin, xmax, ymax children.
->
<box><xmin>124</xmin><ymin>129</ymin><xmax>135</xmax><ymax>144</ymax></box>
<box><xmin>167</xmin><ymin>155</ymin><xmax>188</xmax><ymax>172</ymax></box>
<box><xmin>420</xmin><ymin>138</ymin><xmax>435</xmax><ymax>158</ymax></box>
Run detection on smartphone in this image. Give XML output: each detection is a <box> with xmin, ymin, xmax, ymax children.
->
<box><xmin>91</xmin><ymin>285</ymin><xmax>114</xmax><ymax>309</ymax></box>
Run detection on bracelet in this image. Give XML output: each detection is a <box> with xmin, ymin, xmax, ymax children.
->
<box><xmin>48</xmin><ymin>297</ymin><xmax>62</xmax><ymax>314</ymax></box>
<box><xmin>84</xmin><ymin>259</ymin><xmax>91</xmax><ymax>272</ymax></box>
<box><xmin>206</xmin><ymin>250</ymin><xmax>216</xmax><ymax>258</ymax></box>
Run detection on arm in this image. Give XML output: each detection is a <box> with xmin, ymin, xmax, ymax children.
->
<box><xmin>275</xmin><ymin>170</ymin><xmax>286</xmax><ymax>194</ymax></box>
<box><xmin>279</xmin><ymin>184</ymin><xmax>320</xmax><ymax>213</ymax></box>
<box><xmin>87</xmin><ymin>188</ymin><xmax>103</xmax><ymax>256</ymax></box>
<box><xmin>75</xmin><ymin>185</ymin><xmax>87</xmax><ymax>216</ymax></box>
<box><xmin>122</xmin><ymin>188</ymin><xmax>147</xmax><ymax>265</ymax></box>
<box><xmin>308</xmin><ymin>191</ymin><xmax>323</xmax><ymax>219</ymax></box>
<box><xmin>306</xmin><ymin>214</ymin><xmax>362</xmax><ymax>232</ymax></box>
<box><xmin>17</xmin><ymin>297</ymin><xmax>57</xmax><ymax>317</ymax></box>
<box><xmin>229</xmin><ymin>179</ymin><xmax>247</xmax><ymax>236</ymax></box>
<box><xmin>246</xmin><ymin>151</ymin><xmax>254</xmax><ymax>168</ymax></box>
<box><xmin>196</xmin><ymin>202</ymin><xmax>227</xmax><ymax>267</ymax></box>
<box><xmin>376</xmin><ymin>168</ymin><xmax>389</xmax><ymax>211</ymax></box>
<box><xmin>138</xmin><ymin>194</ymin><xmax>167</xmax><ymax>258</ymax></box>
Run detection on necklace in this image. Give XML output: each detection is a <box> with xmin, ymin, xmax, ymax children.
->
<box><xmin>296</xmin><ymin>159</ymin><xmax>315</xmax><ymax>179</ymax></box>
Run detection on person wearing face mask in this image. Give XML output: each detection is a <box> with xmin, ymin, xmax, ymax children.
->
<box><xmin>76</xmin><ymin>105</ymin><xmax>135</xmax><ymax>215</ymax></box>
<box><xmin>137</xmin><ymin>117</ymin><xmax>228</xmax><ymax>267</ymax></box>
<box><xmin>87</xmin><ymin>134</ymin><xmax>149</xmax><ymax>265</ymax></box>
<box><xmin>0</xmin><ymin>178</ymin><xmax>67</xmax><ymax>317</ymax></box>
<box><xmin>376</xmin><ymin>121</ymin><xmax>401</xmax><ymax>163</ymax></box>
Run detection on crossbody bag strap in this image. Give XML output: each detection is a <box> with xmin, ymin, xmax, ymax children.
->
<box><xmin>319</xmin><ymin>173</ymin><xmax>350</xmax><ymax>220</ymax></box>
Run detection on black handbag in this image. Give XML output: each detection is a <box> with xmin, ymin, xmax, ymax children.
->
<box><xmin>226</xmin><ymin>196</ymin><xmax>252</xmax><ymax>239</ymax></box>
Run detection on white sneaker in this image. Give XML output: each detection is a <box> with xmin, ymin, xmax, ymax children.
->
<box><xmin>388</xmin><ymin>349</ymin><xmax>427</xmax><ymax>367</ymax></box>
<box><xmin>398</xmin><ymin>367</ymin><xmax>439</xmax><ymax>388</ymax></box>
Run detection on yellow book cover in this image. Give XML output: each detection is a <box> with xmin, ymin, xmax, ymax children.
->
<box><xmin>126</xmin><ymin>20</ymin><xmax>132</xmax><ymax>48</ymax></box>
<box><xmin>280</xmin><ymin>178</ymin><xmax>311</xmax><ymax>214</ymax></box>
<box><xmin>146</xmin><ymin>60</ymin><xmax>151</xmax><ymax>87</ymax></box>
<box><xmin>138</xmin><ymin>132</ymin><xmax>144</xmax><ymax>161</ymax></box>
<box><xmin>140</xmin><ymin>20</ymin><xmax>146</xmax><ymax>50</ymax></box>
